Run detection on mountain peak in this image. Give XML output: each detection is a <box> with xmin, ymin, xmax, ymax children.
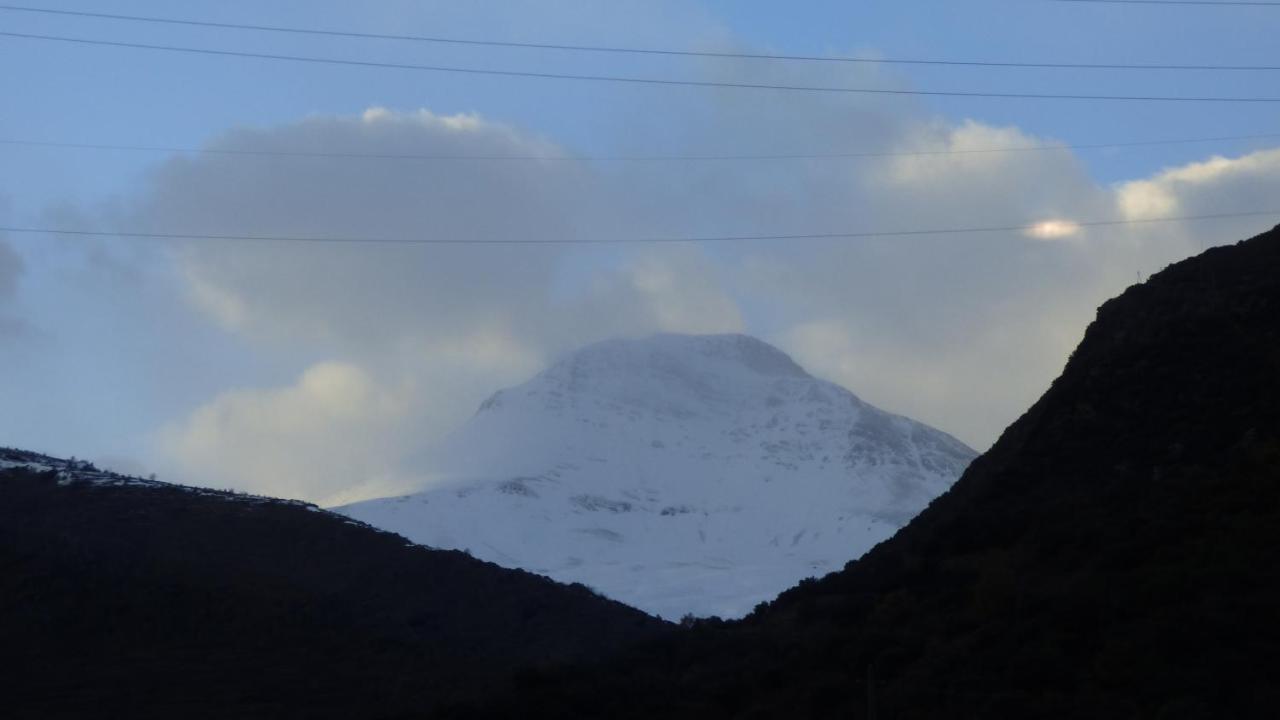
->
<box><xmin>473</xmin><ymin>334</ymin><xmax>821</xmax><ymax>427</ymax></box>
<box><xmin>344</xmin><ymin>332</ymin><xmax>975</xmax><ymax>619</ymax></box>
<box><xmin>476</xmin><ymin>333</ymin><xmax>817</xmax><ymax>419</ymax></box>
<box><xmin>560</xmin><ymin>333</ymin><xmax>811</xmax><ymax>380</ymax></box>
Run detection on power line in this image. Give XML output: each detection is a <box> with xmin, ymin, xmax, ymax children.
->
<box><xmin>3</xmin><ymin>132</ymin><xmax>1279</xmax><ymax>163</ymax></box>
<box><xmin>4</xmin><ymin>211</ymin><xmax>1276</xmax><ymax>246</ymax></box>
<box><xmin>1052</xmin><ymin>1</ymin><xmax>1280</xmax><ymax>6</ymax></box>
<box><xmin>1</xmin><ymin>4</ymin><xmax>1276</xmax><ymax>71</ymax></box>
<box><xmin>6</xmin><ymin>31</ymin><xmax>1280</xmax><ymax>103</ymax></box>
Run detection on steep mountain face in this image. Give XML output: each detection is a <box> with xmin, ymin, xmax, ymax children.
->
<box><xmin>0</xmin><ymin>449</ymin><xmax>665</xmax><ymax>719</ymax></box>
<box><xmin>488</xmin><ymin>224</ymin><xmax>1280</xmax><ymax>718</ymax></box>
<box><xmin>338</xmin><ymin>334</ymin><xmax>975</xmax><ymax>619</ymax></box>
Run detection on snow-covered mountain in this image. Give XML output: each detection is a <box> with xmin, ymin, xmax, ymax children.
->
<box><xmin>336</xmin><ymin>334</ymin><xmax>975</xmax><ymax>620</ymax></box>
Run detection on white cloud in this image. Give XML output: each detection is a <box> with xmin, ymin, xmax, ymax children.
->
<box><xmin>134</xmin><ymin>109</ymin><xmax>753</xmax><ymax>500</ymax></box>
<box><xmin>161</xmin><ymin>362</ymin><xmax>416</xmax><ymax>505</ymax></box>
<box><xmin>100</xmin><ymin>88</ymin><xmax>1280</xmax><ymax>497</ymax></box>
<box><xmin>581</xmin><ymin>247</ymin><xmax>744</xmax><ymax>337</ymax></box>
<box><xmin>140</xmin><ymin>108</ymin><xmax>590</xmax><ymax>349</ymax></box>
<box><xmin>781</xmin><ymin>300</ymin><xmax>1093</xmax><ymax>451</ymax></box>
<box><xmin>740</xmin><ymin>127</ymin><xmax>1279</xmax><ymax>449</ymax></box>
<box><xmin>1117</xmin><ymin>148</ymin><xmax>1280</xmax><ymax>223</ymax></box>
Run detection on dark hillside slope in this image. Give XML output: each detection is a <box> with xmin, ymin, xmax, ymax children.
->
<box><xmin>499</xmin><ymin>224</ymin><xmax>1280</xmax><ymax>719</ymax></box>
<box><xmin>0</xmin><ymin>452</ymin><xmax>666</xmax><ymax>719</ymax></box>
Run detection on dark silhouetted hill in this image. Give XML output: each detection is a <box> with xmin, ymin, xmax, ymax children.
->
<box><xmin>0</xmin><ymin>451</ymin><xmax>667</xmax><ymax>719</ymax></box>
<box><xmin>485</xmin><ymin>224</ymin><xmax>1280</xmax><ymax>718</ymax></box>
<box><xmin>7</xmin><ymin>222</ymin><xmax>1279</xmax><ymax>719</ymax></box>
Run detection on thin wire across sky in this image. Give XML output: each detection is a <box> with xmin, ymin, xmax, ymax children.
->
<box><xmin>5</xmin><ymin>211</ymin><xmax>1278</xmax><ymax>246</ymax></box>
<box><xmin>5</xmin><ymin>30</ymin><xmax>1280</xmax><ymax>103</ymax></box>
<box><xmin>3</xmin><ymin>132</ymin><xmax>1279</xmax><ymax>163</ymax></box>
<box><xmin>3</xmin><ymin>4</ymin><xmax>1276</xmax><ymax>250</ymax></box>
<box><xmin>1051</xmin><ymin>1</ymin><xmax>1280</xmax><ymax>7</ymax></box>
<box><xmin>1</xmin><ymin>4</ymin><xmax>1277</xmax><ymax>71</ymax></box>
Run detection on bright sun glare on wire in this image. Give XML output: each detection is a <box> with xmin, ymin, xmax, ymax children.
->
<box><xmin>1025</xmin><ymin>219</ymin><xmax>1083</xmax><ymax>240</ymax></box>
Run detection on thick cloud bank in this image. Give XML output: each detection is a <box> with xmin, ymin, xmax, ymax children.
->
<box><xmin>132</xmin><ymin>106</ymin><xmax>1280</xmax><ymax>503</ymax></box>
<box><xmin>144</xmin><ymin>109</ymin><xmax>744</xmax><ymax>502</ymax></box>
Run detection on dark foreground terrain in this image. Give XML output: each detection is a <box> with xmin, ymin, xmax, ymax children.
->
<box><xmin>4</xmin><ymin>224</ymin><xmax>1278</xmax><ymax>719</ymax></box>
<box><xmin>0</xmin><ymin>453</ymin><xmax>665</xmax><ymax>719</ymax></box>
<box><xmin>477</xmin><ymin>224</ymin><xmax>1280</xmax><ymax>719</ymax></box>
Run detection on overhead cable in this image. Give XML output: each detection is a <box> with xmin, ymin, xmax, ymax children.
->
<box><xmin>5</xmin><ymin>31</ymin><xmax>1280</xmax><ymax>102</ymax></box>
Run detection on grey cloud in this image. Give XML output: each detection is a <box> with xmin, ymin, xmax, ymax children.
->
<box><xmin>0</xmin><ymin>237</ymin><xmax>20</xmax><ymax>301</ymax></box>
<box><xmin>123</xmin><ymin>86</ymin><xmax>1280</xmax><ymax>497</ymax></box>
<box><xmin>134</xmin><ymin>109</ymin><xmax>745</xmax><ymax>500</ymax></box>
<box><xmin>0</xmin><ymin>235</ymin><xmax>29</xmax><ymax>339</ymax></box>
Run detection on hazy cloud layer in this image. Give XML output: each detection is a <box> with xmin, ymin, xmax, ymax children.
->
<box><xmin>141</xmin><ymin>109</ymin><xmax>745</xmax><ymax>499</ymax></box>
<box><xmin>122</xmin><ymin>99</ymin><xmax>1280</xmax><ymax>504</ymax></box>
<box><xmin>1</xmin><ymin>0</ymin><xmax>1275</xmax><ymax>506</ymax></box>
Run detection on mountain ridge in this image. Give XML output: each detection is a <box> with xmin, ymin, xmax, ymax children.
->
<box><xmin>0</xmin><ymin>447</ymin><xmax>667</xmax><ymax>718</ymax></box>
<box><xmin>339</xmin><ymin>332</ymin><xmax>975</xmax><ymax>619</ymax></box>
<box><xmin>472</xmin><ymin>223</ymin><xmax>1280</xmax><ymax>718</ymax></box>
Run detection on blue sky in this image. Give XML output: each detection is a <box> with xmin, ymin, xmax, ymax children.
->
<box><xmin>2</xmin><ymin>0</ymin><xmax>1279</xmax><ymax>501</ymax></box>
<box><xmin>4</xmin><ymin>0</ymin><xmax>1279</xmax><ymax>206</ymax></box>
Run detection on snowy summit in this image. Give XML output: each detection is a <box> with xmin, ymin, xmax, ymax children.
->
<box><xmin>337</xmin><ymin>334</ymin><xmax>975</xmax><ymax>619</ymax></box>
